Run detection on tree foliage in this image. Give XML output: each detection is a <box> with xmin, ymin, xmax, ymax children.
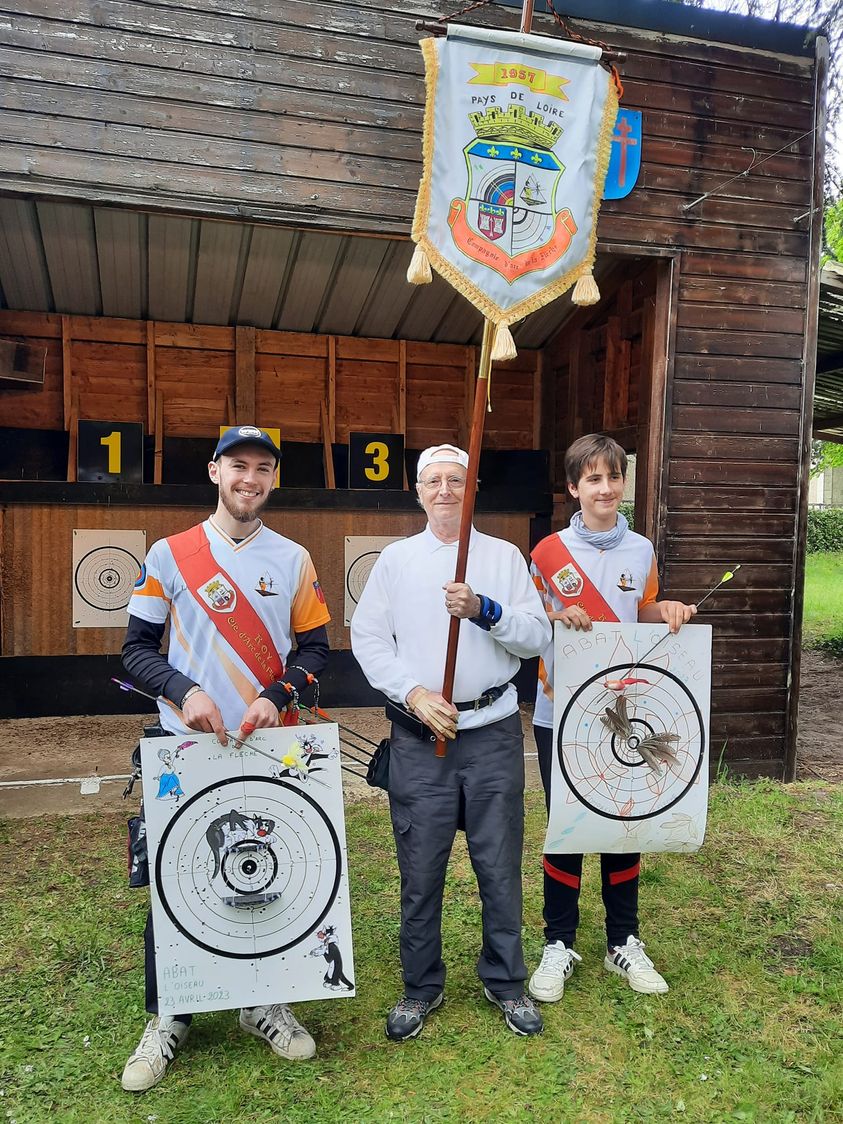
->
<box><xmin>825</xmin><ymin>196</ymin><xmax>843</xmax><ymax>262</ymax></box>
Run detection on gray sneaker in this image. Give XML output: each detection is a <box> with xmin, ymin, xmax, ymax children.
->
<box><xmin>239</xmin><ymin>1004</ymin><xmax>316</xmax><ymax>1059</ymax></box>
<box><xmin>121</xmin><ymin>1015</ymin><xmax>190</xmax><ymax>1092</ymax></box>
<box><xmin>385</xmin><ymin>993</ymin><xmax>444</xmax><ymax>1041</ymax></box>
<box><xmin>484</xmin><ymin>987</ymin><xmax>544</xmax><ymax>1036</ymax></box>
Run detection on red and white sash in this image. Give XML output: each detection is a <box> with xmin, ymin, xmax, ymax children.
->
<box><xmin>531</xmin><ymin>533</ymin><xmax>619</xmax><ymax>623</ymax></box>
<box><xmin>167</xmin><ymin>524</ymin><xmax>285</xmax><ymax>688</ymax></box>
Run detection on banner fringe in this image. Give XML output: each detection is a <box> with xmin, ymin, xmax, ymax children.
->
<box><xmin>572</xmin><ymin>271</ymin><xmax>601</xmax><ymax>306</ymax></box>
<box><xmin>407</xmin><ymin>245</ymin><xmax>433</xmax><ymax>285</ymax></box>
<box><xmin>491</xmin><ymin>323</ymin><xmax>518</xmax><ymax>361</ymax></box>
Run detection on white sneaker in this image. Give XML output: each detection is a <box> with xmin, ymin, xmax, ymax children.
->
<box><xmin>239</xmin><ymin>1004</ymin><xmax>316</xmax><ymax>1060</ymax></box>
<box><xmin>604</xmin><ymin>936</ymin><xmax>669</xmax><ymax>994</ymax></box>
<box><xmin>121</xmin><ymin>1015</ymin><xmax>190</xmax><ymax>1092</ymax></box>
<box><xmin>528</xmin><ymin>941</ymin><xmax>582</xmax><ymax>1003</ymax></box>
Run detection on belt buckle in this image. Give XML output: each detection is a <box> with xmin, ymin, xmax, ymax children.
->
<box><xmin>474</xmin><ymin>693</ymin><xmax>486</xmax><ymax>712</ymax></box>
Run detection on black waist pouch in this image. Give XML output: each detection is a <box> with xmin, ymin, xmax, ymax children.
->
<box><xmin>365</xmin><ymin>738</ymin><xmax>391</xmax><ymax>791</ymax></box>
<box><xmin>385</xmin><ymin>699</ymin><xmax>436</xmax><ymax>742</ymax></box>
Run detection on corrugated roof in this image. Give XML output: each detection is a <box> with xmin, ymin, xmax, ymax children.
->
<box><xmin>814</xmin><ymin>263</ymin><xmax>843</xmax><ymax>439</ymax></box>
<box><xmin>0</xmin><ymin>196</ymin><xmax>589</xmax><ymax>348</ymax></box>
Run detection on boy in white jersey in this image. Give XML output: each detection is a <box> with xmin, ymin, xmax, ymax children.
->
<box><xmin>120</xmin><ymin>426</ymin><xmax>331</xmax><ymax>1093</ymax></box>
<box><xmin>528</xmin><ymin>434</ymin><xmax>696</xmax><ymax>1003</ymax></box>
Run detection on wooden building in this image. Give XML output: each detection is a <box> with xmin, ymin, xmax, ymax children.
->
<box><xmin>0</xmin><ymin>0</ymin><xmax>828</xmax><ymax>780</ymax></box>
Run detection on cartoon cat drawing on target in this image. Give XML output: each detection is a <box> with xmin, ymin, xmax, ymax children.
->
<box><xmin>309</xmin><ymin>923</ymin><xmax>354</xmax><ymax>992</ymax></box>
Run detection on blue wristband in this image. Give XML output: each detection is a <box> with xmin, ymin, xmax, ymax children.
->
<box><xmin>470</xmin><ymin>594</ymin><xmax>502</xmax><ymax>631</ymax></box>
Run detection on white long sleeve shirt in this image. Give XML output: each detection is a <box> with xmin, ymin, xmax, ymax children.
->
<box><xmin>351</xmin><ymin>525</ymin><xmax>551</xmax><ymax>731</ymax></box>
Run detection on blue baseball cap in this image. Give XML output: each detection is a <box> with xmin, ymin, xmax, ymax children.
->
<box><xmin>213</xmin><ymin>426</ymin><xmax>281</xmax><ymax>463</ymax></box>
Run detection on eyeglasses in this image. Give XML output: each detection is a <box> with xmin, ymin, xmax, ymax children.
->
<box><xmin>419</xmin><ymin>475</ymin><xmax>467</xmax><ymax>491</ymax></box>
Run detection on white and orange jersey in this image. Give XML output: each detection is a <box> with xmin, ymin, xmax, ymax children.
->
<box><xmin>129</xmin><ymin>517</ymin><xmax>330</xmax><ymax>733</ymax></box>
<box><xmin>531</xmin><ymin>526</ymin><xmax>658</xmax><ymax>729</ymax></box>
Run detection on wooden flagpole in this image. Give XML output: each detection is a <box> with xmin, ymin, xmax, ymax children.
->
<box><xmin>435</xmin><ymin>319</ymin><xmax>495</xmax><ymax>756</ymax></box>
<box><xmin>433</xmin><ymin>0</ymin><xmax>538</xmax><ymax>758</ymax></box>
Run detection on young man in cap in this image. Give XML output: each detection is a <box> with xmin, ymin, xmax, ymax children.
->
<box><xmin>351</xmin><ymin>444</ymin><xmax>551</xmax><ymax>1041</ymax></box>
<box><xmin>528</xmin><ymin>433</ymin><xmax>696</xmax><ymax>1005</ymax></box>
<box><xmin>120</xmin><ymin>426</ymin><xmax>331</xmax><ymax>1092</ymax></box>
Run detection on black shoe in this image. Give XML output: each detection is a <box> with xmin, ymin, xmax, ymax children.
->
<box><xmin>385</xmin><ymin>993</ymin><xmax>444</xmax><ymax>1041</ymax></box>
<box><xmin>483</xmin><ymin>987</ymin><xmax>544</xmax><ymax>1036</ymax></box>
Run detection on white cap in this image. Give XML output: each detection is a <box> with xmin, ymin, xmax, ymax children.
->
<box><xmin>416</xmin><ymin>444</ymin><xmax>469</xmax><ymax>479</ymax></box>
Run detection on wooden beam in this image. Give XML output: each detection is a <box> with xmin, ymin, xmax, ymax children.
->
<box><xmin>649</xmin><ymin>257</ymin><xmax>679</xmax><ymax>565</ymax></box>
<box><xmin>145</xmin><ymin>321</ymin><xmax>156</xmax><ymax>434</ymax></box>
<box><xmin>461</xmin><ymin>346</ymin><xmax>475</xmax><ymax>450</ymax></box>
<box><xmin>785</xmin><ymin>36</ymin><xmax>829</xmax><ymax>785</ymax></box>
<box><xmin>66</xmin><ymin>400</ymin><xmax>78</xmax><ymax>483</ymax></box>
<box><xmin>61</xmin><ymin>315</ymin><xmax>72</xmax><ymax>431</ymax></box>
<box><xmin>320</xmin><ymin>399</ymin><xmax>335</xmax><ymax>489</ymax></box>
<box><xmin>398</xmin><ymin>338</ymin><xmax>407</xmax><ymax>438</ymax></box>
<box><xmin>326</xmin><ymin>336</ymin><xmax>337</xmax><ymax>442</ymax></box>
<box><xmin>154</xmin><ymin>389</ymin><xmax>164</xmax><ymax>485</ymax></box>
<box><xmin>532</xmin><ymin>350</ymin><xmax>543</xmax><ymax>451</ymax></box>
<box><xmin>235</xmin><ymin>325</ymin><xmax>256</xmax><ymax>423</ymax></box>
<box><xmin>812</xmin><ymin>429</ymin><xmax>843</xmax><ymax>442</ymax></box>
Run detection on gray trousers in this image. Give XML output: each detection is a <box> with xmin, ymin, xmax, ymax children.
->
<box><xmin>388</xmin><ymin>710</ymin><xmax>527</xmax><ymax>1001</ymax></box>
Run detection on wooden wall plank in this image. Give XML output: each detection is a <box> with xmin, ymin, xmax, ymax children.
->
<box><xmin>235</xmin><ymin>325</ymin><xmax>256</xmax><ymax>423</ymax></box>
<box><xmin>0</xmin><ymin>502</ymin><xmax>532</xmax><ymax>656</ymax></box>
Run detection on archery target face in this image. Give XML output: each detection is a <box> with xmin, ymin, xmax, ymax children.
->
<box><xmin>155</xmin><ymin>777</ymin><xmax>341</xmax><ymax>959</ymax></box>
<box><xmin>545</xmin><ymin>623</ymin><xmax>712</xmax><ymax>854</ymax></box>
<box><xmin>141</xmin><ymin>726</ymin><xmax>355</xmax><ymax>1013</ymax></box>
<box><xmin>344</xmin><ymin>536</ymin><xmax>403</xmax><ymax>625</ymax></box>
<box><xmin>72</xmin><ymin>530</ymin><xmax>146</xmax><ymax>627</ymax></box>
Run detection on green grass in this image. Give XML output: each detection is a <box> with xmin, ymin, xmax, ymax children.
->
<box><xmin>1</xmin><ymin>785</ymin><xmax>842</xmax><ymax>1123</ymax></box>
<box><xmin>803</xmin><ymin>552</ymin><xmax>843</xmax><ymax>654</ymax></box>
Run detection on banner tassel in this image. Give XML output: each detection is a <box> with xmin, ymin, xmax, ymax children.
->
<box><xmin>491</xmin><ymin>323</ymin><xmax>518</xmax><ymax>362</ymax></box>
<box><xmin>407</xmin><ymin>245</ymin><xmax>433</xmax><ymax>285</ymax></box>
<box><xmin>572</xmin><ymin>271</ymin><xmax>601</xmax><ymax>306</ymax></box>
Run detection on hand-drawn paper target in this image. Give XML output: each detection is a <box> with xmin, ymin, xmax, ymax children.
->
<box><xmin>72</xmin><ymin>529</ymin><xmax>146</xmax><ymax>627</ymax></box>
<box><xmin>545</xmin><ymin>623</ymin><xmax>712</xmax><ymax>854</ymax></box>
<box><xmin>155</xmin><ymin>776</ymin><xmax>342</xmax><ymax>960</ymax></box>
<box><xmin>558</xmin><ymin>663</ymin><xmax>705</xmax><ymax>822</ymax></box>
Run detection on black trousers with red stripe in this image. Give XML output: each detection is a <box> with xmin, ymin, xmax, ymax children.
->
<box><xmin>534</xmin><ymin>725</ymin><xmax>640</xmax><ymax>949</ymax></box>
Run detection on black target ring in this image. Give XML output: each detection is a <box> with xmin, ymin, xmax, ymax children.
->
<box><xmin>610</xmin><ymin>717</ymin><xmax>656</xmax><ymax>768</ymax></box>
<box><xmin>221</xmin><ymin>840</ymin><xmax>278</xmax><ymax>896</ymax></box>
<box><xmin>557</xmin><ymin>663</ymin><xmax>705</xmax><ymax>822</ymax></box>
<box><xmin>74</xmin><ymin>546</ymin><xmax>142</xmax><ymax>611</ymax></box>
<box><xmin>346</xmin><ymin>552</ymin><xmax>381</xmax><ymax>606</ymax></box>
<box><xmin>155</xmin><ymin>776</ymin><xmax>342</xmax><ymax>959</ymax></box>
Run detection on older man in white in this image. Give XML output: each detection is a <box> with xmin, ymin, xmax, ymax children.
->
<box><xmin>351</xmin><ymin>444</ymin><xmax>551</xmax><ymax>1041</ymax></box>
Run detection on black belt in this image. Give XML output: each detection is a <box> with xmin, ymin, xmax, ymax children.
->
<box><xmin>454</xmin><ymin>684</ymin><xmax>508</xmax><ymax>711</ymax></box>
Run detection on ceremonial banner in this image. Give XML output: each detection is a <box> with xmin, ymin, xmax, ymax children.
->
<box><xmin>545</xmin><ymin>623</ymin><xmax>712</xmax><ymax>855</ymax></box>
<box><xmin>141</xmin><ymin>725</ymin><xmax>355</xmax><ymax>1014</ymax></box>
<box><xmin>410</xmin><ymin>25</ymin><xmax>619</xmax><ymax>330</ymax></box>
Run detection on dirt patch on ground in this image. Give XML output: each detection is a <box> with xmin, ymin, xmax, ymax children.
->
<box><xmin>795</xmin><ymin>649</ymin><xmax>843</xmax><ymax>782</ymax></box>
<box><xmin>0</xmin><ymin>649</ymin><xmax>839</xmax><ymax>815</ymax></box>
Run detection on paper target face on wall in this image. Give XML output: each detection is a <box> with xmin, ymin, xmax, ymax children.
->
<box><xmin>544</xmin><ymin>623</ymin><xmax>712</xmax><ymax>855</ymax></box>
<box><xmin>141</xmin><ymin>724</ymin><xmax>355</xmax><ymax>1014</ymax></box>
<box><xmin>344</xmin><ymin>536</ymin><xmax>404</xmax><ymax>626</ymax></box>
<box><xmin>72</xmin><ymin>530</ymin><xmax>146</xmax><ymax>628</ymax></box>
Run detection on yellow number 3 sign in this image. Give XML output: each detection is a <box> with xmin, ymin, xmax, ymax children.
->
<box><xmin>348</xmin><ymin>432</ymin><xmax>405</xmax><ymax>490</ymax></box>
